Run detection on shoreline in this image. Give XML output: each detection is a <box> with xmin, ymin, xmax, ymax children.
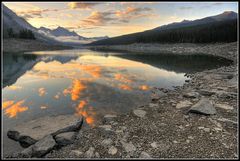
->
<box><xmin>88</xmin><ymin>42</ymin><xmax>238</xmax><ymax>63</ymax></box>
<box><xmin>5</xmin><ymin>42</ymin><xmax>238</xmax><ymax>159</ymax></box>
<box><xmin>3</xmin><ymin>38</ymin><xmax>72</xmax><ymax>53</ymax></box>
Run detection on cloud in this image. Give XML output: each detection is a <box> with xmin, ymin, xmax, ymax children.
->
<box><xmin>80</xmin><ymin>7</ymin><xmax>154</xmax><ymax>27</ymax></box>
<box><xmin>68</xmin><ymin>2</ymin><xmax>99</xmax><ymax>9</ymax></box>
<box><xmin>115</xmin><ymin>7</ymin><xmax>152</xmax><ymax>17</ymax></box>
<box><xmin>38</xmin><ymin>87</ymin><xmax>47</xmax><ymax>97</ymax></box>
<box><xmin>81</xmin><ymin>11</ymin><xmax>116</xmax><ymax>26</ymax></box>
<box><xmin>179</xmin><ymin>6</ymin><xmax>193</xmax><ymax>10</ymax></box>
<box><xmin>115</xmin><ymin>7</ymin><xmax>154</xmax><ymax>23</ymax></box>
<box><xmin>17</xmin><ymin>8</ymin><xmax>59</xmax><ymax>20</ymax></box>
<box><xmin>4</xmin><ymin>100</ymin><xmax>28</xmax><ymax>118</ymax></box>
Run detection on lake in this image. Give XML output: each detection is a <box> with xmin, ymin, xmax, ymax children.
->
<box><xmin>2</xmin><ymin>49</ymin><xmax>232</xmax><ymax>156</ymax></box>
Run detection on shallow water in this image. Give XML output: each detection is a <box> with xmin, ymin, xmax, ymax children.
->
<box><xmin>2</xmin><ymin>49</ymin><xmax>232</xmax><ymax>155</ymax></box>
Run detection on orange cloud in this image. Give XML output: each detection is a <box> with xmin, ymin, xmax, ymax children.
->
<box><xmin>63</xmin><ymin>80</ymin><xmax>87</xmax><ymax>101</ymax></box>
<box><xmin>114</xmin><ymin>73</ymin><xmax>133</xmax><ymax>83</ymax></box>
<box><xmin>115</xmin><ymin>6</ymin><xmax>153</xmax><ymax>21</ymax></box>
<box><xmin>38</xmin><ymin>88</ymin><xmax>46</xmax><ymax>97</ymax></box>
<box><xmin>75</xmin><ymin>100</ymin><xmax>95</xmax><ymax>126</ymax></box>
<box><xmin>81</xmin><ymin>11</ymin><xmax>115</xmax><ymax>26</ymax></box>
<box><xmin>68</xmin><ymin>2</ymin><xmax>99</xmax><ymax>9</ymax></box>
<box><xmin>81</xmin><ymin>65</ymin><xmax>102</xmax><ymax>78</ymax></box>
<box><xmin>8</xmin><ymin>85</ymin><xmax>22</xmax><ymax>90</ymax></box>
<box><xmin>2</xmin><ymin>100</ymin><xmax>14</xmax><ymax>109</ymax></box>
<box><xmin>4</xmin><ymin>100</ymin><xmax>28</xmax><ymax>118</ymax></box>
<box><xmin>17</xmin><ymin>8</ymin><xmax>59</xmax><ymax>20</ymax></box>
<box><xmin>119</xmin><ymin>84</ymin><xmax>132</xmax><ymax>91</ymax></box>
<box><xmin>139</xmin><ymin>85</ymin><xmax>150</xmax><ymax>91</ymax></box>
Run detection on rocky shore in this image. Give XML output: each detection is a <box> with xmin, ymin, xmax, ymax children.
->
<box><xmin>6</xmin><ymin>42</ymin><xmax>238</xmax><ymax>159</ymax></box>
<box><xmin>3</xmin><ymin>38</ymin><xmax>72</xmax><ymax>53</ymax></box>
<box><xmin>89</xmin><ymin>42</ymin><xmax>238</xmax><ymax>63</ymax></box>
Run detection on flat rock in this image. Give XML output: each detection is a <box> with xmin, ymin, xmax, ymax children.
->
<box><xmin>55</xmin><ymin>132</ymin><xmax>76</xmax><ymax>146</ymax></box>
<box><xmin>133</xmin><ymin>109</ymin><xmax>146</xmax><ymax>118</ymax></box>
<box><xmin>215</xmin><ymin>103</ymin><xmax>234</xmax><ymax>110</ymax></box>
<box><xmin>188</xmin><ymin>98</ymin><xmax>216</xmax><ymax>115</ymax></box>
<box><xmin>7</xmin><ymin>115</ymin><xmax>83</xmax><ymax>147</ymax></box>
<box><xmin>183</xmin><ymin>92</ymin><xmax>199</xmax><ymax>98</ymax></box>
<box><xmin>176</xmin><ymin>100</ymin><xmax>193</xmax><ymax>109</ymax></box>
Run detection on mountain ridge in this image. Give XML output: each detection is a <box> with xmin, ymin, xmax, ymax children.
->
<box><xmin>88</xmin><ymin>11</ymin><xmax>237</xmax><ymax>45</ymax></box>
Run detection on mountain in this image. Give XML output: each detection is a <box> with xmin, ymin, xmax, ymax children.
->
<box><xmin>38</xmin><ymin>26</ymin><xmax>109</xmax><ymax>41</ymax></box>
<box><xmin>3</xmin><ymin>4</ymin><xmax>108</xmax><ymax>45</ymax></box>
<box><xmin>3</xmin><ymin>4</ymin><xmax>35</xmax><ymax>35</ymax></box>
<box><xmin>154</xmin><ymin>11</ymin><xmax>238</xmax><ymax>31</ymax></box>
<box><xmin>88</xmin><ymin>11</ymin><xmax>237</xmax><ymax>45</ymax></box>
<box><xmin>3</xmin><ymin>4</ymin><xmax>66</xmax><ymax>45</ymax></box>
<box><xmin>51</xmin><ymin>27</ymin><xmax>80</xmax><ymax>37</ymax></box>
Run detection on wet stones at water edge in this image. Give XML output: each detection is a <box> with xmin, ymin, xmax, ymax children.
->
<box><xmin>103</xmin><ymin>114</ymin><xmax>117</xmax><ymax>124</ymax></box>
<box><xmin>188</xmin><ymin>98</ymin><xmax>216</xmax><ymax>115</ymax></box>
<box><xmin>176</xmin><ymin>100</ymin><xmax>193</xmax><ymax>109</ymax></box>
<box><xmin>183</xmin><ymin>91</ymin><xmax>199</xmax><ymax>98</ymax></box>
<box><xmin>7</xmin><ymin>115</ymin><xmax>83</xmax><ymax>158</ymax></box>
<box><xmin>133</xmin><ymin>109</ymin><xmax>146</xmax><ymax>118</ymax></box>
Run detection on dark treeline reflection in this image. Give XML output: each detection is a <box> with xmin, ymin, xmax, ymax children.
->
<box><xmin>3</xmin><ymin>53</ymin><xmax>78</xmax><ymax>88</ymax></box>
<box><xmin>116</xmin><ymin>54</ymin><xmax>233</xmax><ymax>74</ymax></box>
<box><xmin>3</xmin><ymin>53</ymin><xmax>39</xmax><ymax>88</ymax></box>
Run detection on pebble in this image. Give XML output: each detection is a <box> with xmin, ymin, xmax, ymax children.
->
<box><xmin>84</xmin><ymin>147</ymin><xmax>95</xmax><ymax>158</ymax></box>
<box><xmin>108</xmin><ymin>146</ymin><xmax>118</xmax><ymax>155</ymax></box>
<box><xmin>140</xmin><ymin>151</ymin><xmax>151</xmax><ymax>158</ymax></box>
<box><xmin>150</xmin><ymin>142</ymin><xmax>158</xmax><ymax>148</ymax></box>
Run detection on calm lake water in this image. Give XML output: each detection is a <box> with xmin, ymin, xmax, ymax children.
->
<box><xmin>2</xmin><ymin>49</ymin><xmax>232</xmax><ymax>155</ymax></box>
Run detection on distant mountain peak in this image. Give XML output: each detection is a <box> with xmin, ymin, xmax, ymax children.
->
<box><xmin>222</xmin><ymin>11</ymin><xmax>236</xmax><ymax>14</ymax></box>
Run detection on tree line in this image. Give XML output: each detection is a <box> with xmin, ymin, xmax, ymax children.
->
<box><xmin>5</xmin><ymin>28</ymin><xmax>36</xmax><ymax>39</ymax></box>
<box><xmin>89</xmin><ymin>19</ymin><xmax>237</xmax><ymax>45</ymax></box>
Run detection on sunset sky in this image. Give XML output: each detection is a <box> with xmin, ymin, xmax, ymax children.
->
<box><xmin>3</xmin><ymin>2</ymin><xmax>238</xmax><ymax>37</ymax></box>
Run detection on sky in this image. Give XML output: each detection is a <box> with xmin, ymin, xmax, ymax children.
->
<box><xmin>3</xmin><ymin>2</ymin><xmax>238</xmax><ymax>38</ymax></box>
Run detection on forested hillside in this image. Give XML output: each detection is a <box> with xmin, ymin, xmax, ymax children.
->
<box><xmin>89</xmin><ymin>19</ymin><xmax>237</xmax><ymax>45</ymax></box>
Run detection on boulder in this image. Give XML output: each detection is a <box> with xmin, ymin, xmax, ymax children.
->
<box><xmin>20</xmin><ymin>135</ymin><xmax>56</xmax><ymax>158</ymax></box>
<box><xmin>7</xmin><ymin>115</ymin><xmax>83</xmax><ymax>147</ymax></box>
<box><xmin>55</xmin><ymin>132</ymin><xmax>76</xmax><ymax>146</ymax></box>
<box><xmin>188</xmin><ymin>98</ymin><xmax>216</xmax><ymax>115</ymax></box>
